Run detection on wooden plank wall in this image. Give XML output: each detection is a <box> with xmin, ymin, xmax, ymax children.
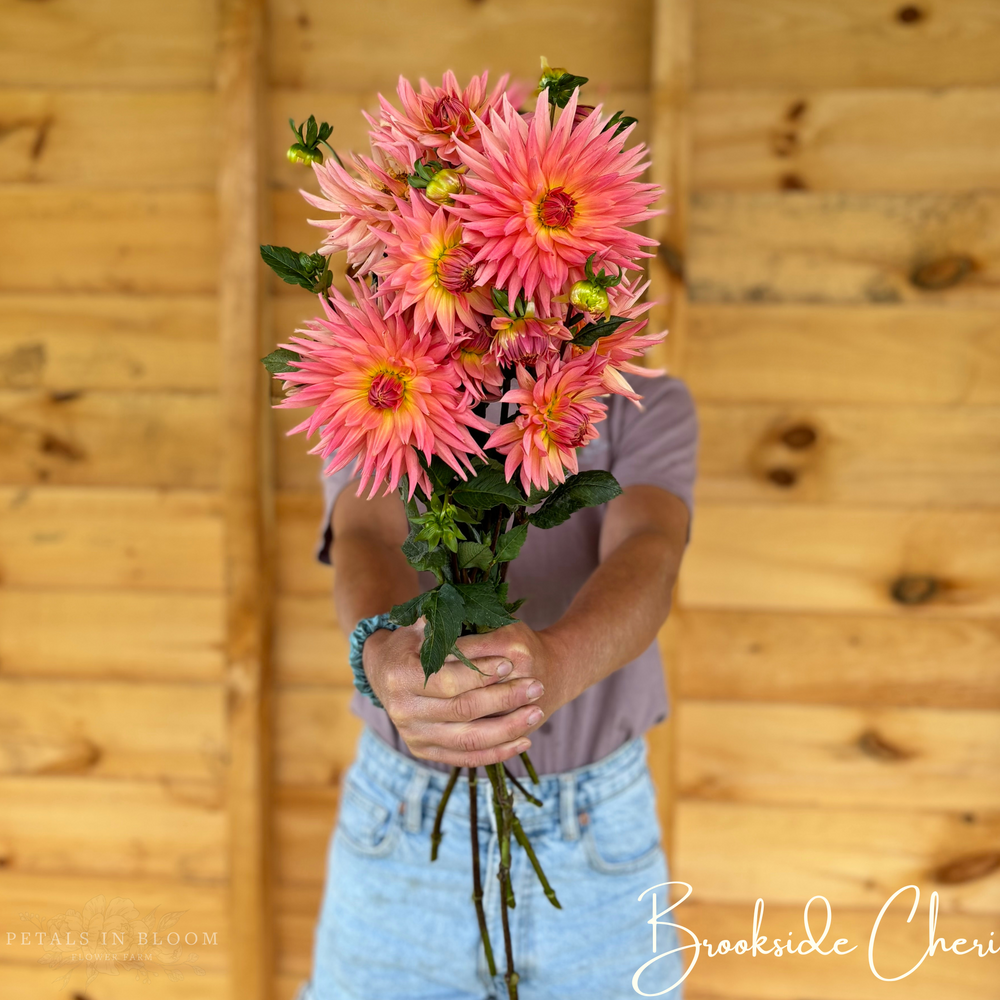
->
<box><xmin>660</xmin><ymin>2</ymin><xmax>1000</xmax><ymax>997</ymax></box>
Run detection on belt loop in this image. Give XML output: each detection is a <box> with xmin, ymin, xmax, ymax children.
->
<box><xmin>403</xmin><ymin>769</ymin><xmax>430</xmax><ymax>833</ymax></box>
<box><xmin>559</xmin><ymin>774</ymin><xmax>580</xmax><ymax>841</ymax></box>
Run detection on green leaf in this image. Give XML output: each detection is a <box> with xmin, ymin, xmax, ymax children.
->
<box><xmin>571</xmin><ymin>315</ymin><xmax>631</xmax><ymax>348</ymax></box>
<box><xmin>420</xmin><ymin>584</ymin><xmax>466</xmax><ymax>678</ymax></box>
<box><xmin>602</xmin><ymin>110</ymin><xmax>638</xmax><ymax>137</ymax></box>
<box><xmin>453</xmin><ymin>583</ymin><xmax>518</xmax><ymax>630</ymax></box>
<box><xmin>490</xmin><ymin>286</ymin><xmax>510</xmax><ymax>313</ymax></box>
<box><xmin>525</xmin><ymin>483</ymin><xmax>554</xmax><ymax>506</ymax></box>
<box><xmin>494</xmin><ymin>522</ymin><xmax>528</xmax><ymax>564</ymax></box>
<box><xmin>401</xmin><ymin>532</ymin><xmax>449</xmax><ymax>575</ymax></box>
<box><xmin>451</xmin><ymin>466</ymin><xmax>525</xmax><ymax>510</ymax></box>
<box><xmin>529</xmin><ymin>470</ymin><xmax>623</xmax><ymax>529</ymax></box>
<box><xmin>260</xmin><ymin>244</ymin><xmax>327</xmax><ymax>291</ymax></box>
<box><xmin>260</xmin><ymin>348</ymin><xmax>300</xmax><ymax>374</ymax></box>
<box><xmin>388</xmin><ymin>591</ymin><xmax>427</xmax><ymax>627</ymax></box>
<box><xmin>457</xmin><ymin>541</ymin><xmax>493</xmax><ymax>571</ymax></box>
<box><xmin>542</xmin><ymin>72</ymin><xmax>589</xmax><ymax>108</ymax></box>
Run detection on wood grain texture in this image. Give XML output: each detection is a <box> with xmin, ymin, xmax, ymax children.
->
<box><xmin>276</xmin><ymin>490</ymin><xmax>335</xmax><ymax>596</ymax></box>
<box><xmin>273</xmin><ymin>784</ymin><xmax>340</xmax><ymax>886</ymax></box>
<box><xmin>695</xmin><ymin>403</ymin><xmax>1000</xmax><ymax>506</ymax></box>
<box><xmin>684</xmin><ymin>305</ymin><xmax>1000</xmax><ymax>405</ymax></box>
<box><xmin>0</xmin><ymin>294</ymin><xmax>218</xmax><ymax>392</ymax></box>
<box><xmin>0</xmin><ymin>389</ymin><xmax>220</xmax><ymax>488</ymax></box>
<box><xmin>694</xmin><ymin>0</ymin><xmax>1000</xmax><ymax>88</ymax></box>
<box><xmin>688</xmin><ymin>192</ymin><xmax>1000</xmax><ymax>305</ymax></box>
<box><xmin>274</xmin><ymin>595</ymin><xmax>351</xmax><ymax>686</ymax></box>
<box><xmin>268</xmin><ymin>0</ymin><xmax>654</xmax><ymax>90</ymax></box>
<box><xmin>681</xmin><ymin>505</ymin><xmax>1000</xmax><ymax>615</ymax></box>
<box><xmin>0</xmin><ymin>589</ymin><xmax>224</xmax><ymax>682</ymax></box>
<box><xmin>0</xmin><ymin>966</ymin><xmax>228</xmax><ymax>1000</ymax></box>
<box><xmin>0</xmin><ymin>0</ymin><xmax>218</xmax><ymax>87</ymax></box>
<box><xmin>692</xmin><ymin>88</ymin><xmax>1000</xmax><ymax>193</ymax></box>
<box><xmin>0</xmin><ymin>188</ymin><xmax>217</xmax><ymax>294</ymax></box>
<box><xmin>675</xmin><ymin>801</ymin><xmax>1000</xmax><ymax>913</ymax></box>
<box><xmin>677</xmin><ymin>701</ymin><xmax>1000</xmax><ymax>811</ymax></box>
<box><xmin>0</xmin><ymin>775</ymin><xmax>225</xmax><ymax>880</ymax></box>
<box><xmin>676</xmin><ymin>610</ymin><xmax>1000</xmax><ymax>709</ymax></box>
<box><xmin>0</xmin><ymin>487</ymin><xmax>222</xmax><ymax>591</ymax></box>
<box><xmin>0</xmin><ymin>89</ymin><xmax>217</xmax><ymax>186</ymax></box>
<box><xmin>275</xmin><ymin>685</ymin><xmax>362</xmax><ymax>786</ymax></box>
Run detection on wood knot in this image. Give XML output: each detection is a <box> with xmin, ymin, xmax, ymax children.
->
<box><xmin>932</xmin><ymin>851</ymin><xmax>1000</xmax><ymax>885</ymax></box>
<box><xmin>767</xmin><ymin>467</ymin><xmax>797</xmax><ymax>487</ymax></box>
<box><xmin>896</xmin><ymin>4</ymin><xmax>926</xmax><ymax>23</ymax></box>
<box><xmin>785</xmin><ymin>100</ymin><xmax>808</xmax><ymax>122</ymax></box>
<box><xmin>890</xmin><ymin>574</ymin><xmax>938</xmax><ymax>605</ymax></box>
<box><xmin>0</xmin><ymin>855</ymin><xmax>10</xmax><ymax>869</ymax></box>
<box><xmin>781</xmin><ymin>424</ymin><xmax>817</xmax><ymax>450</ymax></box>
<box><xmin>780</xmin><ymin>172</ymin><xmax>808</xmax><ymax>190</ymax></box>
<box><xmin>657</xmin><ymin>243</ymin><xmax>685</xmax><ymax>280</ymax></box>
<box><xmin>857</xmin><ymin>729</ymin><xmax>912</xmax><ymax>761</ymax></box>
<box><xmin>770</xmin><ymin>129</ymin><xmax>799</xmax><ymax>158</ymax></box>
<box><xmin>910</xmin><ymin>254</ymin><xmax>974</xmax><ymax>291</ymax></box>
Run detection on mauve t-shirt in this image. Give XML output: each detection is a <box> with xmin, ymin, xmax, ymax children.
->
<box><xmin>316</xmin><ymin>373</ymin><xmax>698</xmax><ymax>777</ymax></box>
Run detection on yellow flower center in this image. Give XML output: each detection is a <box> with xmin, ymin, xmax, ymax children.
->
<box><xmin>367</xmin><ymin>370</ymin><xmax>406</xmax><ymax>410</ymax></box>
<box><xmin>537</xmin><ymin>187</ymin><xmax>576</xmax><ymax>229</ymax></box>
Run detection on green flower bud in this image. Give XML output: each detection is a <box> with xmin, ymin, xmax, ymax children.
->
<box><xmin>424</xmin><ymin>168</ymin><xmax>466</xmax><ymax>205</ymax></box>
<box><xmin>538</xmin><ymin>56</ymin><xmax>569</xmax><ymax>90</ymax></box>
<box><xmin>569</xmin><ymin>280</ymin><xmax>610</xmax><ymax>316</ymax></box>
<box><xmin>287</xmin><ymin>142</ymin><xmax>323</xmax><ymax>166</ymax></box>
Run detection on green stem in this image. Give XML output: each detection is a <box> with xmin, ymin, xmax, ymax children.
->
<box><xmin>468</xmin><ymin>768</ymin><xmax>497</xmax><ymax>977</ymax></box>
<box><xmin>503</xmin><ymin>765</ymin><xmax>543</xmax><ymax>807</ymax></box>
<box><xmin>510</xmin><ymin>813</ymin><xmax>561</xmax><ymax>909</ymax></box>
<box><xmin>430</xmin><ymin>767</ymin><xmax>460</xmax><ymax>861</ymax></box>
<box><xmin>487</xmin><ymin>764</ymin><xmax>520</xmax><ymax>999</ymax></box>
<box><xmin>519</xmin><ymin>751</ymin><xmax>540</xmax><ymax>785</ymax></box>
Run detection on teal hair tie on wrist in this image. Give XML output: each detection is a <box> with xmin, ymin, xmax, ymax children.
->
<box><xmin>348</xmin><ymin>613</ymin><xmax>399</xmax><ymax>709</ymax></box>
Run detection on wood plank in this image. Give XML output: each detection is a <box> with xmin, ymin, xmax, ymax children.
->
<box><xmin>694</xmin><ymin>0</ymin><xmax>1000</xmax><ymax>88</ymax></box>
<box><xmin>0</xmin><ymin>0</ymin><xmax>217</xmax><ymax>87</ymax></box>
<box><xmin>0</xmin><ymin>486</ymin><xmax>222</xmax><ymax>591</ymax></box>
<box><xmin>0</xmin><ymin>870</ymin><xmax>228</xmax><ymax>973</ymax></box>
<box><xmin>692</xmin><ymin>88</ymin><xmax>1000</xmax><ymax>193</ymax></box>
<box><xmin>696</xmin><ymin>403</ymin><xmax>1000</xmax><ymax>506</ymax></box>
<box><xmin>677</xmin><ymin>701</ymin><xmax>1000</xmax><ymax>811</ymax></box>
<box><xmin>676</xmin><ymin>610</ymin><xmax>1000</xmax><ymax>709</ymax></box>
<box><xmin>0</xmin><ymin>389</ymin><xmax>220</xmax><ymax>488</ymax></box>
<box><xmin>688</xmin><ymin>192</ymin><xmax>1000</xmax><ymax>305</ymax></box>
<box><xmin>0</xmin><ymin>293</ymin><xmax>218</xmax><ymax>392</ymax></box>
<box><xmin>269</xmin><ymin>0</ymin><xmax>654</xmax><ymax>90</ymax></box>
<box><xmin>675</xmin><ymin>801</ymin><xmax>1000</xmax><ymax>914</ymax></box>
<box><xmin>0</xmin><ymin>589</ymin><xmax>224</xmax><ymax>682</ymax></box>
<box><xmin>0</xmin><ymin>965</ymin><xmax>228</xmax><ymax>1000</ymax></box>
<box><xmin>273</xmin><ymin>784</ymin><xmax>340</xmax><ymax>887</ymax></box>
<box><xmin>0</xmin><ymin>188</ymin><xmax>217</xmax><ymax>294</ymax></box>
<box><xmin>274</xmin><ymin>403</ymin><xmax>325</xmax><ymax>491</ymax></box>
<box><xmin>681</xmin><ymin>505</ymin><xmax>1000</xmax><ymax>615</ymax></box>
<box><xmin>276</xmin><ymin>490</ymin><xmax>335</xmax><ymax>596</ymax></box>
<box><xmin>0</xmin><ymin>678</ymin><xmax>225</xmax><ymax>782</ymax></box>
<box><xmin>0</xmin><ymin>775</ymin><xmax>225</xmax><ymax>880</ymax></box>
<box><xmin>676</xmin><ymin>901</ymin><xmax>998</xmax><ymax>1000</ymax></box>
<box><xmin>0</xmin><ymin>89</ymin><xmax>216</xmax><ymax>186</ymax></box>
<box><xmin>275</xmin><ymin>686</ymin><xmax>362</xmax><ymax>787</ymax></box>
<box><xmin>274</xmin><ymin>882</ymin><xmax>322</xmax><ymax>977</ymax></box>
<box><xmin>684</xmin><ymin>305</ymin><xmax>1000</xmax><ymax>405</ymax></box>
<box><xmin>274</xmin><ymin>595</ymin><xmax>351</xmax><ymax>686</ymax></box>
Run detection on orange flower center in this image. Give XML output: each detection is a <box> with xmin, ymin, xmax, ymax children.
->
<box><xmin>367</xmin><ymin>371</ymin><xmax>406</xmax><ymax>410</ymax></box>
<box><xmin>436</xmin><ymin>244</ymin><xmax>478</xmax><ymax>294</ymax></box>
<box><xmin>428</xmin><ymin>95</ymin><xmax>473</xmax><ymax>135</ymax></box>
<box><xmin>542</xmin><ymin>397</ymin><xmax>590</xmax><ymax>448</ymax></box>
<box><xmin>537</xmin><ymin>188</ymin><xmax>576</xmax><ymax>229</ymax></box>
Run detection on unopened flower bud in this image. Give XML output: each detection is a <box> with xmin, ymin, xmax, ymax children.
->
<box><xmin>287</xmin><ymin>142</ymin><xmax>323</xmax><ymax>166</ymax></box>
<box><xmin>569</xmin><ymin>280</ymin><xmax>609</xmax><ymax>316</ymax></box>
<box><xmin>538</xmin><ymin>56</ymin><xmax>568</xmax><ymax>90</ymax></box>
<box><xmin>425</xmin><ymin>168</ymin><xmax>466</xmax><ymax>205</ymax></box>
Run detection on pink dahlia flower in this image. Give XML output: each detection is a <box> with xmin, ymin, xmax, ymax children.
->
<box><xmin>304</xmin><ymin>148</ymin><xmax>412</xmax><ymax>274</ymax></box>
<box><xmin>275</xmin><ymin>280</ymin><xmax>493</xmax><ymax>498</ymax></box>
<box><xmin>489</xmin><ymin>306</ymin><xmax>572</xmax><ymax>367</ymax></box>
<box><xmin>368</xmin><ymin>70</ymin><xmax>523</xmax><ymax>165</ymax></box>
<box><xmin>486</xmin><ymin>350</ymin><xmax>609</xmax><ymax>493</ymax></box>
<box><xmin>375</xmin><ymin>192</ymin><xmax>492</xmax><ymax>341</ymax></box>
<box><xmin>451</xmin><ymin>327</ymin><xmax>504</xmax><ymax>401</ymax></box>
<box><xmin>451</xmin><ymin>89</ymin><xmax>661</xmax><ymax>313</ymax></box>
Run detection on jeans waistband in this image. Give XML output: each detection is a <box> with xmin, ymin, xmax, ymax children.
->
<box><xmin>352</xmin><ymin>724</ymin><xmax>650</xmax><ymax>841</ymax></box>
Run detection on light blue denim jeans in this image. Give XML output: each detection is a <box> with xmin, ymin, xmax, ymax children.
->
<box><xmin>296</xmin><ymin>725</ymin><xmax>686</xmax><ymax>999</ymax></box>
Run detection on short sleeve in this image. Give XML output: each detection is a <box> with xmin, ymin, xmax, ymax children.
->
<box><xmin>315</xmin><ymin>461</ymin><xmax>361</xmax><ymax>565</ymax></box>
<box><xmin>606</xmin><ymin>374</ymin><xmax>699</xmax><ymax>529</ymax></box>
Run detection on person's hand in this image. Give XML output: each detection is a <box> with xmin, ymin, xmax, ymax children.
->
<box><xmin>362</xmin><ymin>622</ymin><xmax>547</xmax><ymax>768</ymax></box>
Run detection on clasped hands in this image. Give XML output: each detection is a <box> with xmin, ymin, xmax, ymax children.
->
<box><xmin>363</xmin><ymin>619</ymin><xmax>571</xmax><ymax>768</ymax></box>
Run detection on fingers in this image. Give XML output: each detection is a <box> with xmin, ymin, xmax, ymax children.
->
<box><xmin>436</xmin><ymin>676</ymin><xmax>544</xmax><ymax>725</ymax></box>
<box><xmin>421</xmin><ymin>655</ymin><xmax>513</xmax><ymax>699</ymax></box>
<box><xmin>413</xmin><ymin>734</ymin><xmax>533</xmax><ymax>770</ymax></box>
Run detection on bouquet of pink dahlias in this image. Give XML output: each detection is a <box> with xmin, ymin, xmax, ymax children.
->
<box><xmin>261</xmin><ymin>59</ymin><xmax>665</xmax><ymax>998</ymax></box>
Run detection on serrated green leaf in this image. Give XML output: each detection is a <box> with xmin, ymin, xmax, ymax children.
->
<box><xmin>389</xmin><ymin>591</ymin><xmax>427</xmax><ymax>627</ymax></box>
<box><xmin>529</xmin><ymin>470</ymin><xmax>623</xmax><ymax>529</ymax></box>
<box><xmin>526</xmin><ymin>483</ymin><xmax>553</xmax><ymax>506</ymax></box>
<box><xmin>457</xmin><ymin>541</ymin><xmax>493</xmax><ymax>571</ymax></box>
<box><xmin>401</xmin><ymin>532</ymin><xmax>449</xmax><ymax>574</ymax></box>
<box><xmin>453</xmin><ymin>583</ymin><xmax>517</xmax><ymax>630</ymax></box>
<box><xmin>451</xmin><ymin>466</ymin><xmax>525</xmax><ymax>509</ymax></box>
<box><xmin>602</xmin><ymin>110</ymin><xmax>638</xmax><ymax>137</ymax></box>
<box><xmin>260</xmin><ymin>348</ymin><xmax>301</xmax><ymax>374</ymax></box>
<box><xmin>260</xmin><ymin>244</ymin><xmax>326</xmax><ymax>291</ymax></box>
<box><xmin>571</xmin><ymin>315</ymin><xmax>631</xmax><ymax>348</ymax></box>
<box><xmin>420</xmin><ymin>584</ymin><xmax>466</xmax><ymax>678</ymax></box>
<box><xmin>494</xmin><ymin>522</ymin><xmax>528</xmax><ymax>564</ymax></box>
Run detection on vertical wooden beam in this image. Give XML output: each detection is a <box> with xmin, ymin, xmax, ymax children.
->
<box><xmin>218</xmin><ymin>1</ymin><xmax>272</xmax><ymax>998</ymax></box>
<box><xmin>648</xmin><ymin>0</ymin><xmax>693</xmax><ymax>866</ymax></box>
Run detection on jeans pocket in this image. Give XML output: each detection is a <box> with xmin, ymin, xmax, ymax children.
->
<box><xmin>582</xmin><ymin>769</ymin><xmax>664</xmax><ymax>875</ymax></box>
<box><xmin>335</xmin><ymin>769</ymin><xmax>401</xmax><ymax>858</ymax></box>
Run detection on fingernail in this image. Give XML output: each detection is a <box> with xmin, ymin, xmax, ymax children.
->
<box><xmin>526</xmin><ymin>681</ymin><xmax>544</xmax><ymax>699</ymax></box>
<box><xmin>496</xmin><ymin>660</ymin><xmax>513</xmax><ymax>677</ymax></box>
<box><xmin>514</xmin><ymin>740</ymin><xmax>531</xmax><ymax>752</ymax></box>
<box><xmin>526</xmin><ymin>708</ymin><xmax>544</xmax><ymax>725</ymax></box>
